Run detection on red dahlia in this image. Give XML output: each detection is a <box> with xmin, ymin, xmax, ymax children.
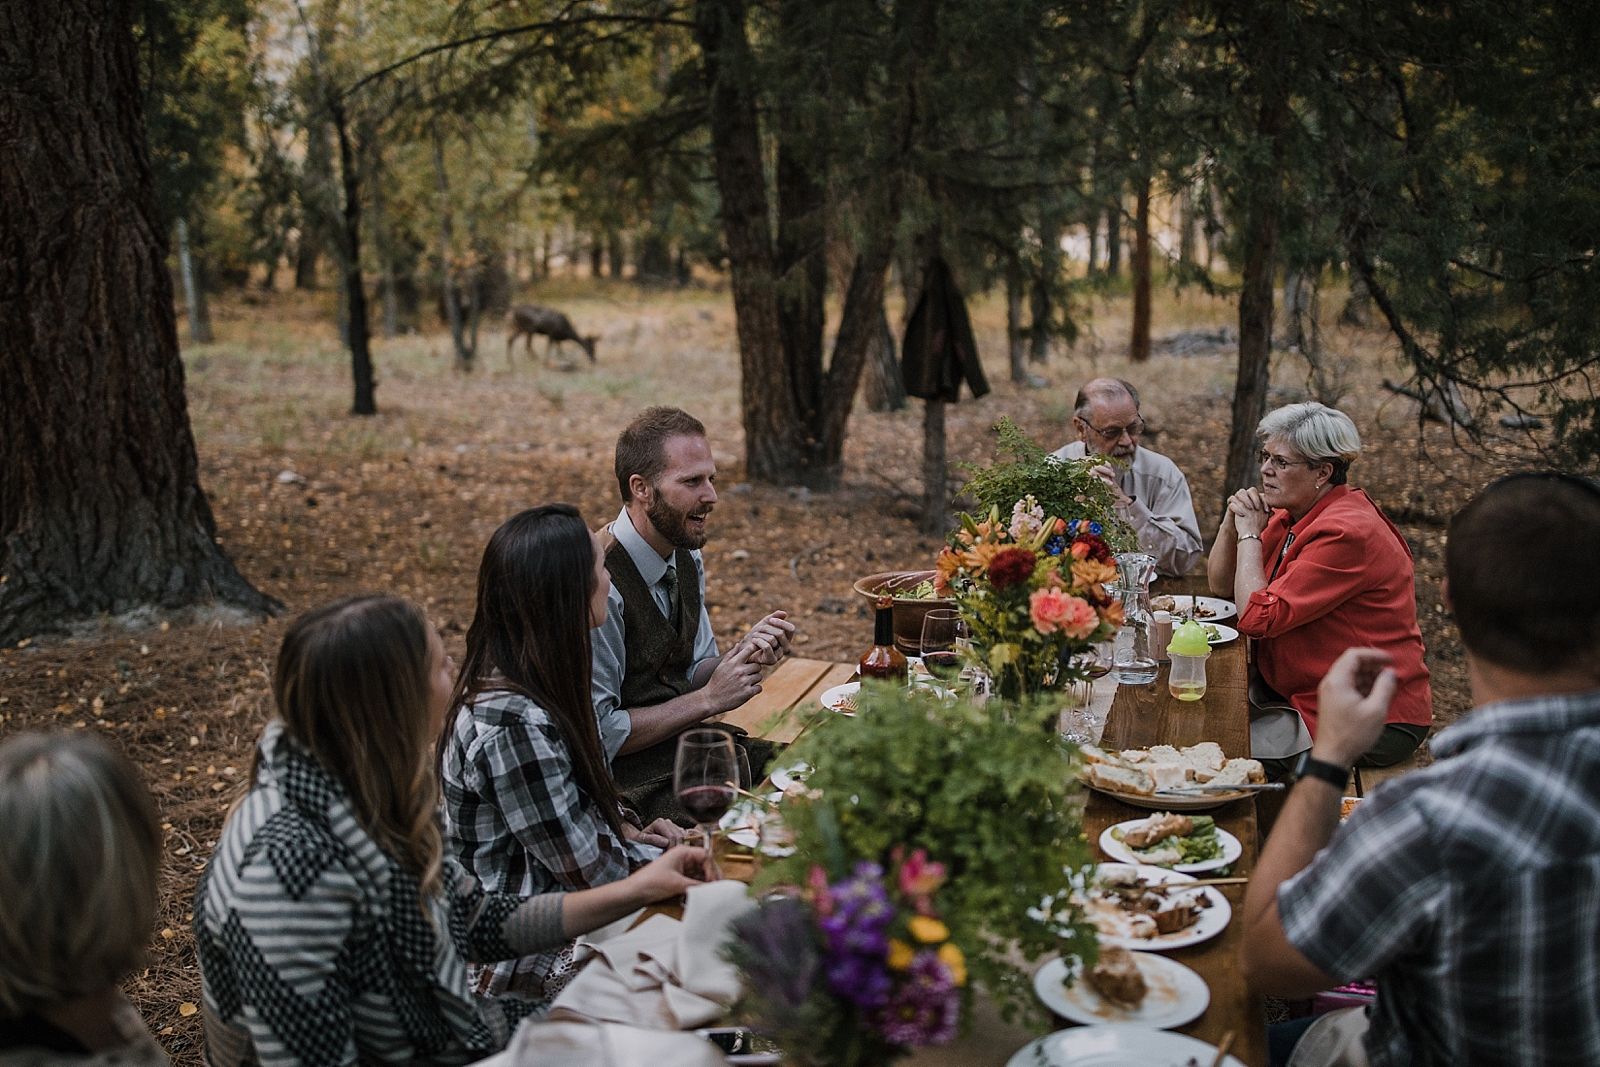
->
<box><xmin>987</xmin><ymin>547</ymin><xmax>1037</xmax><ymax>589</ymax></box>
<box><xmin>1074</xmin><ymin>533</ymin><xmax>1113</xmax><ymax>564</ymax></box>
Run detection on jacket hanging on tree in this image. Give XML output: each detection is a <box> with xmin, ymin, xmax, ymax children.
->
<box><xmin>900</xmin><ymin>257</ymin><xmax>990</xmax><ymax>402</ymax></box>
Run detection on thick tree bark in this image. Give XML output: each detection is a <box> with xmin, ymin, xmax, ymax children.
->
<box><xmin>1223</xmin><ymin>91</ymin><xmax>1292</xmax><ymax>498</ymax></box>
<box><xmin>863</xmin><ymin>303</ymin><xmax>906</xmax><ymax>412</ymax></box>
<box><xmin>0</xmin><ymin>0</ymin><xmax>280</xmax><ymax>644</ymax></box>
<box><xmin>695</xmin><ymin>0</ymin><xmax>803</xmax><ymax>483</ymax></box>
<box><xmin>773</xmin><ymin>125</ymin><xmax>826</xmax><ymax>437</ymax></box>
<box><xmin>1130</xmin><ymin>176</ymin><xmax>1152</xmax><ymax>362</ymax></box>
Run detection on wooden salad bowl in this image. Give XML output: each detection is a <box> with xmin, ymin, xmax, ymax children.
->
<box><xmin>852</xmin><ymin>570</ymin><xmax>955</xmax><ymax>654</ymax></box>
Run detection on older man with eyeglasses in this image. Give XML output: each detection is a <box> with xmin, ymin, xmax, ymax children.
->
<box><xmin>1051</xmin><ymin>377</ymin><xmax>1202</xmax><ymax>578</ymax></box>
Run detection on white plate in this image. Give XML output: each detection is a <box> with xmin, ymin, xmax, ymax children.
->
<box><xmin>769</xmin><ymin>762</ymin><xmax>811</xmax><ymax>792</ymax></box>
<box><xmin>819</xmin><ymin>682</ymin><xmax>860</xmax><ymax>715</ymax></box>
<box><xmin>1032</xmin><ymin>952</ymin><xmax>1210</xmax><ymax>1030</ymax></box>
<box><xmin>1006</xmin><ymin>1025</ymin><xmax>1245</xmax><ymax>1067</ymax></box>
<box><xmin>1084</xmin><ymin>781</ymin><xmax>1252</xmax><ymax>812</ymax></box>
<box><xmin>1203</xmin><ymin>623</ymin><xmax>1239</xmax><ymax>645</ymax></box>
<box><xmin>1100</xmin><ymin>819</ymin><xmax>1243</xmax><ymax>874</ymax></box>
<box><xmin>1074</xmin><ymin>863</ymin><xmax>1231</xmax><ymax>952</ymax></box>
<box><xmin>717</xmin><ymin>799</ymin><xmax>795</xmax><ymax>856</ymax></box>
<box><xmin>1152</xmin><ymin>594</ymin><xmax>1237</xmax><ymax>622</ymax></box>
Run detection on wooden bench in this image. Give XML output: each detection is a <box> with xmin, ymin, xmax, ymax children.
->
<box><xmin>1354</xmin><ymin>750</ymin><xmax>1423</xmax><ymax>796</ymax></box>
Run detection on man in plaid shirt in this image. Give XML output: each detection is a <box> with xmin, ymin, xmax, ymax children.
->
<box><xmin>1241</xmin><ymin>473</ymin><xmax>1600</xmax><ymax>1067</ymax></box>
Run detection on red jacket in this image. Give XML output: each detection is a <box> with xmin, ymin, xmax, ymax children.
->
<box><xmin>1237</xmin><ymin>485</ymin><xmax>1432</xmax><ymax>737</ymax></box>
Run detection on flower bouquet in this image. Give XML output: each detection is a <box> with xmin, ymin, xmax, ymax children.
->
<box><xmin>733</xmin><ymin>687</ymin><xmax>1098</xmax><ymax>1066</ymax></box>
<box><xmin>726</xmin><ymin>849</ymin><xmax>967</xmax><ymax>1067</ymax></box>
<box><xmin>933</xmin><ymin>494</ymin><xmax>1123</xmax><ymax>703</ymax></box>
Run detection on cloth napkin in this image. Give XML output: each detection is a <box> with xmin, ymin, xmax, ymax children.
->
<box><xmin>550</xmin><ymin>880</ymin><xmax>757</xmax><ymax>1031</ymax></box>
<box><xmin>481</xmin><ymin>1019</ymin><xmax>726</xmax><ymax>1067</ymax></box>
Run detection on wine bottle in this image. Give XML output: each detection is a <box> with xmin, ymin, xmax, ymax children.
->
<box><xmin>859</xmin><ymin>595</ymin><xmax>909</xmax><ymax>685</ymax></box>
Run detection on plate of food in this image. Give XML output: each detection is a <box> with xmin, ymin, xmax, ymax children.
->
<box><xmin>718</xmin><ymin>798</ymin><xmax>796</xmax><ymax>857</ymax></box>
<box><xmin>1005</xmin><ymin>1026</ymin><xmax>1246</xmax><ymax>1067</ymax></box>
<box><xmin>1074</xmin><ymin>863</ymin><xmax>1231</xmax><ymax>951</ymax></box>
<box><xmin>769</xmin><ymin>761</ymin><xmax>811</xmax><ymax>792</ymax></box>
<box><xmin>1150</xmin><ymin>594</ymin><xmax>1237</xmax><ymax>622</ymax></box>
<box><xmin>1202</xmin><ymin>622</ymin><xmax>1239</xmax><ymax>645</ymax></box>
<box><xmin>1081</xmin><ymin>742</ymin><xmax>1265</xmax><ymax>810</ymax></box>
<box><xmin>1100</xmin><ymin>813</ymin><xmax>1242</xmax><ymax>873</ymax></box>
<box><xmin>1032</xmin><ymin>947</ymin><xmax>1209</xmax><ymax>1029</ymax></box>
<box><xmin>818</xmin><ymin>682</ymin><xmax>860</xmax><ymax>715</ymax></box>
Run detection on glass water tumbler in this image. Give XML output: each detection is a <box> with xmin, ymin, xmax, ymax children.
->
<box><xmin>1167</xmin><ymin>649</ymin><xmax>1210</xmax><ymax>702</ymax></box>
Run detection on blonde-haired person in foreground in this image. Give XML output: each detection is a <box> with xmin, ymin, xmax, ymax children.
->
<box><xmin>194</xmin><ymin>596</ymin><xmax>707</xmax><ymax>1067</ymax></box>
<box><xmin>1209</xmin><ymin>402</ymin><xmax>1431</xmax><ymax>778</ymax></box>
<box><xmin>0</xmin><ymin>733</ymin><xmax>169</xmax><ymax>1067</ymax></box>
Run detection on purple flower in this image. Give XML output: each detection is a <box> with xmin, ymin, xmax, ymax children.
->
<box><xmin>818</xmin><ymin>865</ymin><xmax>893</xmax><ymax>955</ymax></box>
<box><xmin>870</xmin><ymin>952</ymin><xmax>961</xmax><ymax>1046</ymax></box>
<box><xmin>826</xmin><ymin>953</ymin><xmax>894</xmax><ymax>1007</ymax></box>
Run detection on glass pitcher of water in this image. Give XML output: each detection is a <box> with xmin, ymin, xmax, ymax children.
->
<box><xmin>1110</xmin><ymin>552</ymin><xmax>1159</xmax><ymax>685</ymax></box>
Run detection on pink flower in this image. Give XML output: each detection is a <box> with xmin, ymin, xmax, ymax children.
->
<box><xmin>809</xmin><ymin>865</ymin><xmax>835</xmax><ymax>918</ymax></box>
<box><xmin>1030</xmin><ymin>589</ymin><xmax>1099</xmax><ymax>639</ymax></box>
<box><xmin>898</xmin><ymin>848</ymin><xmax>947</xmax><ymax>899</ymax></box>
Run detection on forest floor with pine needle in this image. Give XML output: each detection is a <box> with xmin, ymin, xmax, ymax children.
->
<box><xmin>0</xmin><ymin>279</ymin><xmax>1535</xmax><ymax>1062</ymax></box>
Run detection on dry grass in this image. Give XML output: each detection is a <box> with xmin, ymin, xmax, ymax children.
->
<box><xmin>0</xmin><ymin>277</ymin><xmax>1535</xmax><ymax>1061</ymax></box>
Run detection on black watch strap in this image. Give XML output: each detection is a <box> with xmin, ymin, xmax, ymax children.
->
<box><xmin>1293</xmin><ymin>752</ymin><xmax>1349</xmax><ymax>789</ymax></box>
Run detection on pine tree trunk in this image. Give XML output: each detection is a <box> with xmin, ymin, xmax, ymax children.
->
<box><xmin>1007</xmin><ymin>264</ymin><xmax>1029</xmax><ymax>383</ymax></box>
<box><xmin>919</xmin><ymin>398</ymin><xmax>948</xmax><ymax>534</ymax></box>
<box><xmin>863</xmin><ymin>303</ymin><xmax>906</xmax><ymax>413</ymax></box>
<box><xmin>1104</xmin><ymin>201</ymin><xmax>1122</xmax><ymax>278</ymax></box>
<box><xmin>430</xmin><ymin>120</ymin><xmax>469</xmax><ymax>370</ymax></box>
<box><xmin>695</xmin><ymin>0</ymin><xmax>804</xmax><ymax>483</ymax></box>
<box><xmin>1085</xmin><ymin>212</ymin><xmax>1100</xmax><ymax>275</ymax></box>
<box><xmin>1029</xmin><ymin>215</ymin><xmax>1059</xmax><ymax>365</ymax></box>
<box><xmin>1130</xmin><ymin>177</ymin><xmax>1152</xmax><ymax>362</ymax></box>
<box><xmin>1178</xmin><ymin>185</ymin><xmax>1197</xmax><ymax>266</ymax></box>
<box><xmin>0</xmin><ymin>0</ymin><xmax>280</xmax><ymax>644</ymax></box>
<box><xmin>1224</xmin><ymin>91</ymin><xmax>1292</xmax><ymax>498</ymax></box>
<box><xmin>176</xmin><ymin>217</ymin><xmax>214</xmax><ymax>344</ymax></box>
<box><xmin>773</xmin><ymin>122</ymin><xmax>826</xmax><ymax>435</ymax></box>
<box><xmin>330</xmin><ymin>105</ymin><xmax>375</xmax><ymax>415</ymax></box>
<box><xmin>607</xmin><ymin>231</ymin><xmax>625</xmax><ymax>279</ymax></box>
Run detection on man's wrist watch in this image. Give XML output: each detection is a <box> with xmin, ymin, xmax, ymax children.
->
<box><xmin>1291</xmin><ymin>751</ymin><xmax>1350</xmax><ymax>789</ymax></box>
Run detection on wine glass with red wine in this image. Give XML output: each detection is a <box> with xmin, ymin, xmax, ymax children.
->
<box><xmin>920</xmin><ymin>609</ymin><xmax>968</xmax><ymax>685</ymax></box>
<box><xmin>674</xmin><ymin>728</ymin><xmax>739</xmax><ymax>881</ymax></box>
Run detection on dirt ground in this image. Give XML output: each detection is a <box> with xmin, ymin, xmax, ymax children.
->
<box><xmin>0</xmin><ymin>279</ymin><xmax>1533</xmax><ymax>1060</ymax></box>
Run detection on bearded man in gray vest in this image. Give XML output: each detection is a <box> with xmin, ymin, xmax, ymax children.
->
<box><xmin>592</xmin><ymin>407</ymin><xmax>796</xmax><ymax>824</ymax></box>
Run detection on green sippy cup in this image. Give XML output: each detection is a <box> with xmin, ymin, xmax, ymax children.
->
<box><xmin>1167</xmin><ymin>620</ymin><xmax>1212</xmax><ymax>702</ymax></box>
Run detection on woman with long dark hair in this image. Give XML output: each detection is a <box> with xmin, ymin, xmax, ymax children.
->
<box><xmin>194</xmin><ymin>596</ymin><xmax>703</xmax><ymax>1067</ymax></box>
<box><xmin>442</xmin><ymin>505</ymin><xmax>683</xmax><ymax>1003</ymax></box>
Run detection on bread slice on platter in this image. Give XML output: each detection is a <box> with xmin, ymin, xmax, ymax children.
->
<box><xmin>1208</xmin><ymin>757</ymin><xmax>1266</xmax><ymax>788</ymax></box>
<box><xmin>1086</xmin><ymin>761</ymin><xmax>1155</xmax><ymax>796</ymax></box>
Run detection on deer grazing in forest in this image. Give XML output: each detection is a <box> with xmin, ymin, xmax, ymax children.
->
<box><xmin>506</xmin><ymin>305</ymin><xmax>598</xmax><ymax>368</ymax></box>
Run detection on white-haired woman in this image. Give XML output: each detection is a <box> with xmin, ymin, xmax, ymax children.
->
<box><xmin>0</xmin><ymin>733</ymin><xmax>170</xmax><ymax>1067</ymax></box>
<box><xmin>1209</xmin><ymin>402</ymin><xmax>1432</xmax><ymax>777</ymax></box>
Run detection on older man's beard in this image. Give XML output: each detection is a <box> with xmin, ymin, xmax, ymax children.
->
<box><xmin>647</xmin><ymin>494</ymin><xmax>711</xmax><ymax>550</ymax></box>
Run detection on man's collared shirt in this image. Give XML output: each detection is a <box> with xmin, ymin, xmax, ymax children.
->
<box><xmin>1050</xmin><ymin>441</ymin><xmax>1203</xmax><ymax>577</ymax></box>
<box><xmin>590</xmin><ymin>507</ymin><xmax>720</xmax><ymax>762</ymax></box>
<box><xmin>1278</xmin><ymin>686</ymin><xmax>1600</xmax><ymax>1067</ymax></box>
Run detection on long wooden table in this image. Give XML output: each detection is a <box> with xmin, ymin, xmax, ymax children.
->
<box><xmin>691</xmin><ymin>609</ymin><xmax>1265</xmax><ymax>1065</ymax></box>
<box><xmin>1083</xmin><ymin>575</ymin><xmax>1264</xmax><ymax>1066</ymax></box>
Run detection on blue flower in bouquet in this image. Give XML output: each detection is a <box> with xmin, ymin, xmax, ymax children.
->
<box><xmin>1044</xmin><ymin>534</ymin><xmax>1066</xmax><ymax>556</ymax></box>
<box><xmin>826</xmin><ymin>952</ymin><xmax>894</xmax><ymax>1008</ymax></box>
<box><xmin>871</xmin><ymin>951</ymin><xmax>961</xmax><ymax>1046</ymax></box>
<box><xmin>1088</xmin><ymin>521</ymin><xmax>1103</xmax><ymax>535</ymax></box>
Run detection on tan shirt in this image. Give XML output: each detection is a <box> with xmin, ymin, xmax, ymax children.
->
<box><xmin>1051</xmin><ymin>441</ymin><xmax>1203</xmax><ymax>578</ymax></box>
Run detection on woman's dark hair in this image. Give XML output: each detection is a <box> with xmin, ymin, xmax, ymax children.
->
<box><xmin>448</xmin><ymin>505</ymin><xmax>628</xmax><ymax>840</ymax></box>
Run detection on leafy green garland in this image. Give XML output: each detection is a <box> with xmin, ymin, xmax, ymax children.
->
<box><xmin>958</xmin><ymin>418</ymin><xmax>1138</xmax><ymax>554</ymax></box>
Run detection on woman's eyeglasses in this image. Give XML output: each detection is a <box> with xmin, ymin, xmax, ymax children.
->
<box><xmin>1256</xmin><ymin>449</ymin><xmax>1316</xmax><ymax>471</ymax></box>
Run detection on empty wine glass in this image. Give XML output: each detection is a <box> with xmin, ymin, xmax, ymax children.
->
<box><xmin>920</xmin><ymin>609</ymin><xmax>968</xmax><ymax>685</ymax></box>
<box><xmin>674</xmin><ymin>729</ymin><xmax>738</xmax><ymax>881</ymax></box>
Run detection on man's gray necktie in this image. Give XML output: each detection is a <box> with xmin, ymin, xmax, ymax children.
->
<box><xmin>660</xmin><ymin>563</ymin><xmax>679</xmax><ymax>620</ymax></box>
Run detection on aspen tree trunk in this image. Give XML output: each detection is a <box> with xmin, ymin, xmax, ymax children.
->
<box><xmin>1130</xmin><ymin>177</ymin><xmax>1152</xmax><ymax>362</ymax></box>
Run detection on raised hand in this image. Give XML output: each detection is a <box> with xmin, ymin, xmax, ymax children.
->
<box><xmin>737</xmin><ymin>610</ymin><xmax>796</xmax><ymax>666</ymax></box>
